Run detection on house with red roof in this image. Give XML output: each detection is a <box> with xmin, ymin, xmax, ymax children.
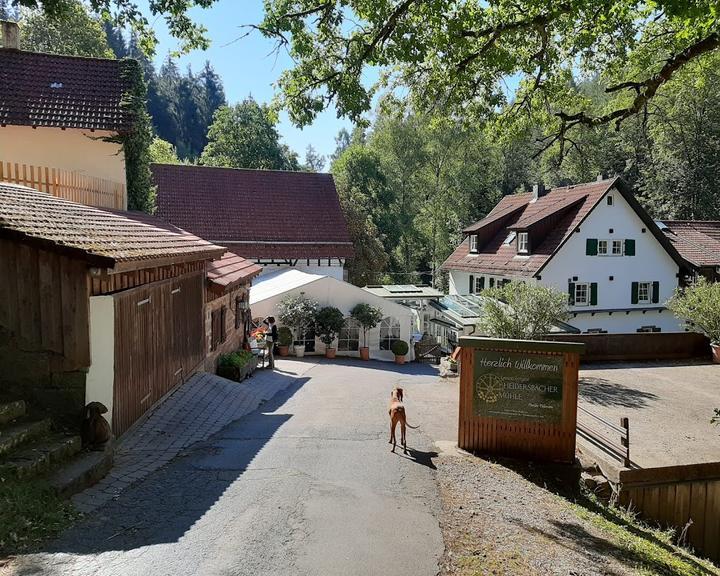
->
<box><xmin>660</xmin><ymin>221</ymin><xmax>720</xmax><ymax>283</ymax></box>
<box><xmin>442</xmin><ymin>176</ymin><xmax>690</xmax><ymax>334</ymax></box>
<box><xmin>152</xmin><ymin>164</ymin><xmax>353</xmax><ymax>280</ymax></box>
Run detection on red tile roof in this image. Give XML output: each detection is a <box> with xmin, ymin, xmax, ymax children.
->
<box><xmin>152</xmin><ymin>164</ymin><xmax>354</xmax><ymax>260</ymax></box>
<box><xmin>442</xmin><ymin>179</ymin><xmax>617</xmax><ymax>277</ymax></box>
<box><xmin>0</xmin><ymin>182</ymin><xmax>224</xmax><ymax>270</ymax></box>
<box><xmin>207</xmin><ymin>251</ymin><xmax>262</xmax><ymax>291</ymax></box>
<box><xmin>0</xmin><ymin>49</ymin><xmax>132</xmax><ymax>132</ymax></box>
<box><xmin>662</xmin><ymin>221</ymin><xmax>720</xmax><ymax>268</ymax></box>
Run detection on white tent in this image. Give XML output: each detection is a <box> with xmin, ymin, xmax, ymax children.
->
<box><xmin>250</xmin><ymin>269</ymin><xmax>416</xmax><ymax>362</ymax></box>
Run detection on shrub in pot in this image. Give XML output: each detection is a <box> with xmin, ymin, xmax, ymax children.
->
<box><xmin>667</xmin><ymin>278</ymin><xmax>720</xmax><ymax>363</ymax></box>
<box><xmin>350</xmin><ymin>303</ymin><xmax>384</xmax><ymax>360</ymax></box>
<box><xmin>217</xmin><ymin>350</ymin><xmax>254</xmax><ymax>381</ymax></box>
<box><xmin>278</xmin><ymin>293</ymin><xmax>318</xmax><ymax>357</ymax></box>
<box><xmin>391</xmin><ymin>339</ymin><xmax>409</xmax><ymax>365</ymax></box>
<box><xmin>314</xmin><ymin>306</ymin><xmax>344</xmax><ymax>359</ymax></box>
<box><xmin>277</xmin><ymin>326</ymin><xmax>293</xmax><ymax>356</ymax></box>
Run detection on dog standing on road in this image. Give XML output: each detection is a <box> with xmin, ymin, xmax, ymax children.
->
<box><xmin>388</xmin><ymin>386</ymin><xmax>419</xmax><ymax>454</ymax></box>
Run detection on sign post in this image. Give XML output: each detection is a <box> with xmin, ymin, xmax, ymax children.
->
<box><xmin>458</xmin><ymin>337</ymin><xmax>584</xmax><ymax>463</ymax></box>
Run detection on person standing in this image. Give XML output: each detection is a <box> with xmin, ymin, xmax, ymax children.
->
<box><xmin>263</xmin><ymin>316</ymin><xmax>278</xmax><ymax>369</ymax></box>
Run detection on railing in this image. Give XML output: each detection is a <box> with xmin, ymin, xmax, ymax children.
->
<box><xmin>0</xmin><ymin>161</ymin><xmax>125</xmax><ymax>210</ymax></box>
<box><xmin>577</xmin><ymin>405</ymin><xmax>631</xmax><ymax>468</ymax></box>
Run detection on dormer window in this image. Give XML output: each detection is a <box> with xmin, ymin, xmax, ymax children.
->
<box><xmin>517</xmin><ymin>232</ymin><xmax>529</xmax><ymax>254</ymax></box>
<box><xmin>469</xmin><ymin>234</ymin><xmax>478</xmax><ymax>253</ymax></box>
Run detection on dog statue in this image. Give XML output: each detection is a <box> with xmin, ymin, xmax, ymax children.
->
<box><xmin>81</xmin><ymin>401</ymin><xmax>112</xmax><ymax>450</ymax></box>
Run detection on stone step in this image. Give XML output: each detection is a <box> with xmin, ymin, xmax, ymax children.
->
<box><xmin>49</xmin><ymin>443</ymin><xmax>114</xmax><ymax>499</ymax></box>
<box><xmin>0</xmin><ymin>433</ymin><xmax>82</xmax><ymax>478</ymax></box>
<box><xmin>0</xmin><ymin>399</ymin><xmax>26</xmax><ymax>426</ymax></box>
<box><xmin>0</xmin><ymin>418</ymin><xmax>52</xmax><ymax>457</ymax></box>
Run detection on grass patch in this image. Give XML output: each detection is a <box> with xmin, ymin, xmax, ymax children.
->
<box><xmin>0</xmin><ymin>475</ymin><xmax>78</xmax><ymax>556</ymax></box>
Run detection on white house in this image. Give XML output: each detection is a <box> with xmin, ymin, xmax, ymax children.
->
<box><xmin>250</xmin><ymin>269</ymin><xmax>416</xmax><ymax>362</ymax></box>
<box><xmin>442</xmin><ymin>177</ymin><xmax>689</xmax><ymax>334</ymax></box>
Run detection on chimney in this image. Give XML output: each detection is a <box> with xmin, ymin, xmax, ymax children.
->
<box><xmin>597</xmin><ymin>172</ymin><xmax>607</xmax><ymax>181</ymax></box>
<box><xmin>1</xmin><ymin>21</ymin><xmax>19</xmax><ymax>50</ymax></box>
<box><xmin>532</xmin><ymin>183</ymin><xmax>546</xmax><ymax>201</ymax></box>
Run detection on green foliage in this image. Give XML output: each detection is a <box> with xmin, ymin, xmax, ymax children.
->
<box><xmin>277</xmin><ymin>294</ymin><xmax>319</xmax><ymax>340</ymax></box>
<box><xmin>667</xmin><ymin>278</ymin><xmax>720</xmax><ymax>344</ymax></box>
<box><xmin>218</xmin><ymin>350</ymin><xmax>253</xmax><ymax>369</ymax></box>
<box><xmin>19</xmin><ymin>0</ymin><xmax>114</xmax><ymax>58</ymax></box>
<box><xmin>390</xmin><ymin>339</ymin><xmax>409</xmax><ymax>356</ymax></box>
<box><xmin>277</xmin><ymin>326</ymin><xmax>293</xmax><ymax>346</ymax></box>
<box><xmin>477</xmin><ymin>282</ymin><xmax>570</xmax><ymax>340</ymax></box>
<box><xmin>303</xmin><ymin>145</ymin><xmax>325</xmax><ymax>172</ymax></box>
<box><xmin>314</xmin><ymin>306</ymin><xmax>345</xmax><ymax>347</ymax></box>
<box><xmin>148</xmin><ymin>137</ymin><xmax>181</xmax><ymax>165</ymax></box>
<box><xmin>200</xmin><ymin>99</ymin><xmax>300</xmax><ymax>170</ymax></box>
<box><xmin>350</xmin><ymin>303</ymin><xmax>384</xmax><ymax>347</ymax></box>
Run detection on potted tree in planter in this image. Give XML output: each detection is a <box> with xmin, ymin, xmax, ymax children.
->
<box><xmin>315</xmin><ymin>306</ymin><xmax>345</xmax><ymax>359</ymax></box>
<box><xmin>278</xmin><ymin>293</ymin><xmax>318</xmax><ymax>358</ymax></box>
<box><xmin>277</xmin><ymin>326</ymin><xmax>293</xmax><ymax>357</ymax></box>
<box><xmin>391</xmin><ymin>339</ymin><xmax>409</xmax><ymax>365</ymax></box>
<box><xmin>668</xmin><ymin>278</ymin><xmax>720</xmax><ymax>363</ymax></box>
<box><xmin>350</xmin><ymin>303</ymin><xmax>384</xmax><ymax>361</ymax></box>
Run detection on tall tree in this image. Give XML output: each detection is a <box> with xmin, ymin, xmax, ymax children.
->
<box><xmin>303</xmin><ymin>145</ymin><xmax>325</xmax><ymax>172</ymax></box>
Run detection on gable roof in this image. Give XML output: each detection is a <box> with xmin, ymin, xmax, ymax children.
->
<box><xmin>207</xmin><ymin>251</ymin><xmax>262</xmax><ymax>293</ymax></box>
<box><xmin>0</xmin><ymin>49</ymin><xmax>133</xmax><ymax>132</ymax></box>
<box><xmin>0</xmin><ymin>182</ymin><xmax>224</xmax><ymax>271</ymax></box>
<box><xmin>152</xmin><ymin>164</ymin><xmax>354</xmax><ymax>260</ymax></box>
<box><xmin>661</xmin><ymin>221</ymin><xmax>720</xmax><ymax>268</ymax></box>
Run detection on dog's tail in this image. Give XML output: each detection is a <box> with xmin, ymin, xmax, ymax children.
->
<box><xmin>405</xmin><ymin>422</ymin><xmax>420</xmax><ymax>429</ymax></box>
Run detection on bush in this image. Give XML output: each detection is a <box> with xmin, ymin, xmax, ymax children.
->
<box><xmin>218</xmin><ymin>350</ymin><xmax>254</xmax><ymax>369</ymax></box>
<box><xmin>277</xmin><ymin>326</ymin><xmax>293</xmax><ymax>346</ymax></box>
<box><xmin>350</xmin><ymin>302</ymin><xmax>384</xmax><ymax>347</ymax></box>
<box><xmin>391</xmin><ymin>339</ymin><xmax>409</xmax><ymax>356</ymax></box>
<box><xmin>315</xmin><ymin>306</ymin><xmax>345</xmax><ymax>347</ymax></box>
<box><xmin>278</xmin><ymin>294</ymin><xmax>319</xmax><ymax>342</ymax></box>
<box><xmin>667</xmin><ymin>278</ymin><xmax>720</xmax><ymax>344</ymax></box>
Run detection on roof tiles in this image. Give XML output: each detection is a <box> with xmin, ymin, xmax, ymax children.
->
<box><xmin>207</xmin><ymin>251</ymin><xmax>262</xmax><ymax>289</ymax></box>
<box><xmin>662</xmin><ymin>221</ymin><xmax>720</xmax><ymax>268</ymax></box>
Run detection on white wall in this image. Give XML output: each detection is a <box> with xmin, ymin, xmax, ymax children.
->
<box><xmin>0</xmin><ymin>126</ymin><xmax>126</xmax><ymax>185</ymax></box>
<box><xmin>540</xmin><ymin>186</ymin><xmax>681</xmax><ymax>333</ymax></box>
<box><xmin>449</xmin><ymin>269</ymin><xmax>521</xmax><ymax>296</ymax></box>
<box><xmin>258</xmin><ymin>263</ymin><xmax>344</xmax><ymax>281</ymax></box>
<box><xmin>85</xmin><ymin>296</ymin><xmax>115</xmax><ymax>427</ymax></box>
<box><xmin>567</xmin><ymin>310</ymin><xmax>683</xmax><ymax>333</ymax></box>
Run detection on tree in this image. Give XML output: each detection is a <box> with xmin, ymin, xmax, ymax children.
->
<box><xmin>667</xmin><ymin>279</ymin><xmax>720</xmax><ymax>347</ymax></box>
<box><xmin>148</xmin><ymin>137</ymin><xmax>181</xmax><ymax>165</ymax></box>
<box><xmin>261</xmin><ymin>1</ymin><xmax>719</xmax><ymax>158</ymax></box>
<box><xmin>277</xmin><ymin>294</ymin><xmax>319</xmax><ymax>344</ymax></box>
<box><xmin>314</xmin><ymin>306</ymin><xmax>345</xmax><ymax>349</ymax></box>
<box><xmin>200</xmin><ymin>99</ymin><xmax>299</xmax><ymax>170</ymax></box>
<box><xmin>19</xmin><ymin>1</ymin><xmax>114</xmax><ymax>58</ymax></box>
<box><xmin>303</xmin><ymin>145</ymin><xmax>325</xmax><ymax>172</ymax></box>
<box><xmin>350</xmin><ymin>303</ymin><xmax>384</xmax><ymax>350</ymax></box>
<box><xmin>477</xmin><ymin>282</ymin><xmax>570</xmax><ymax>340</ymax></box>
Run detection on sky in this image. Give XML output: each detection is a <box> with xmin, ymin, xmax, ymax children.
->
<box><xmin>139</xmin><ymin>0</ymin><xmax>362</xmax><ymax>166</ymax></box>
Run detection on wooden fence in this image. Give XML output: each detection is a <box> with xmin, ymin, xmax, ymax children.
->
<box><xmin>0</xmin><ymin>161</ymin><xmax>125</xmax><ymax>210</ymax></box>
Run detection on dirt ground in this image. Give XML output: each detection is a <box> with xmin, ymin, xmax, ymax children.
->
<box><xmin>578</xmin><ymin>361</ymin><xmax>720</xmax><ymax>467</ymax></box>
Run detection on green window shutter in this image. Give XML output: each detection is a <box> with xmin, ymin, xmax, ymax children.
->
<box><xmin>469</xmin><ymin>275</ymin><xmax>474</xmax><ymax>293</ymax></box>
<box><xmin>479</xmin><ymin>277</ymin><xmax>485</xmax><ymax>290</ymax></box>
<box><xmin>590</xmin><ymin>283</ymin><xmax>598</xmax><ymax>306</ymax></box>
<box><xmin>586</xmin><ymin>238</ymin><xmax>598</xmax><ymax>256</ymax></box>
<box><xmin>631</xmin><ymin>282</ymin><xmax>639</xmax><ymax>304</ymax></box>
<box><xmin>625</xmin><ymin>239</ymin><xmax>635</xmax><ymax>256</ymax></box>
<box><xmin>652</xmin><ymin>281</ymin><xmax>660</xmax><ymax>303</ymax></box>
<box><xmin>568</xmin><ymin>282</ymin><xmax>575</xmax><ymax>305</ymax></box>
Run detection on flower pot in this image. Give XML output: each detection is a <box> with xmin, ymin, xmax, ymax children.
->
<box><xmin>712</xmin><ymin>343</ymin><xmax>720</xmax><ymax>364</ymax></box>
<box><xmin>217</xmin><ymin>364</ymin><xmax>238</xmax><ymax>382</ymax></box>
<box><xmin>294</xmin><ymin>344</ymin><xmax>306</xmax><ymax>358</ymax></box>
<box><xmin>394</xmin><ymin>355</ymin><xmax>406</xmax><ymax>365</ymax></box>
<box><xmin>325</xmin><ymin>347</ymin><xmax>336</xmax><ymax>359</ymax></box>
<box><xmin>359</xmin><ymin>347</ymin><xmax>370</xmax><ymax>361</ymax></box>
<box><xmin>278</xmin><ymin>345</ymin><xmax>290</xmax><ymax>357</ymax></box>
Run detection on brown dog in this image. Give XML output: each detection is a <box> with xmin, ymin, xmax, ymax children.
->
<box><xmin>388</xmin><ymin>386</ymin><xmax>419</xmax><ymax>453</ymax></box>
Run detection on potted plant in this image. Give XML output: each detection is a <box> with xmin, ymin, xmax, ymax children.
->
<box><xmin>667</xmin><ymin>278</ymin><xmax>720</xmax><ymax>363</ymax></box>
<box><xmin>350</xmin><ymin>303</ymin><xmax>384</xmax><ymax>361</ymax></box>
<box><xmin>277</xmin><ymin>326</ymin><xmax>293</xmax><ymax>356</ymax></box>
<box><xmin>315</xmin><ymin>306</ymin><xmax>345</xmax><ymax>359</ymax></box>
<box><xmin>217</xmin><ymin>350</ymin><xmax>255</xmax><ymax>381</ymax></box>
<box><xmin>278</xmin><ymin>293</ymin><xmax>319</xmax><ymax>358</ymax></box>
<box><xmin>391</xmin><ymin>339</ymin><xmax>409</xmax><ymax>365</ymax></box>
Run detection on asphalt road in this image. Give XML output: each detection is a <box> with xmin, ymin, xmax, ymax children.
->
<box><xmin>14</xmin><ymin>360</ymin><xmax>446</xmax><ymax>576</ymax></box>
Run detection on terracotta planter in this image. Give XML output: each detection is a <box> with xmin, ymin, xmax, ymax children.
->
<box><xmin>325</xmin><ymin>347</ymin><xmax>337</xmax><ymax>359</ymax></box>
<box><xmin>394</xmin><ymin>355</ymin><xmax>406</xmax><ymax>365</ymax></box>
<box><xmin>359</xmin><ymin>347</ymin><xmax>370</xmax><ymax>361</ymax></box>
<box><xmin>712</xmin><ymin>343</ymin><xmax>720</xmax><ymax>364</ymax></box>
<box><xmin>278</xmin><ymin>345</ymin><xmax>290</xmax><ymax>357</ymax></box>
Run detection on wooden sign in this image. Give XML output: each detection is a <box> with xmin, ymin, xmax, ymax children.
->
<box><xmin>458</xmin><ymin>337</ymin><xmax>584</xmax><ymax>463</ymax></box>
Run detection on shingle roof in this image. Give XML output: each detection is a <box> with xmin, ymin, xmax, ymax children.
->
<box><xmin>207</xmin><ymin>251</ymin><xmax>262</xmax><ymax>291</ymax></box>
<box><xmin>661</xmin><ymin>221</ymin><xmax>720</xmax><ymax>268</ymax></box>
<box><xmin>0</xmin><ymin>49</ymin><xmax>132</xmax><ymax>132</ymax></box>
<box><xmin>0</xmin><ymin>182</ymin><xmax>224</xmax><ymax>270</ymax></box>
<box><xmin>152</xmin><ymin>164</ymin><xmax>354</xmax><ymax>260</ymax></box>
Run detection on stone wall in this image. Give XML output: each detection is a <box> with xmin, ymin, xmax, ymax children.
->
<box><xmin>204</xmin><ymin>285</ymin><xmax>251</xmax><ymax>372</ymax></box>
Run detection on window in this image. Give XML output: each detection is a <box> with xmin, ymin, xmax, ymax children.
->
<box><xmin>517</xmin><ymin>232</ymin><xmax>529</xmax><ymax>254</ymax></box>
<box><xmin>297</xmin><ymin>323</ymin><xmax>316</xmax><ymax>352</ymax></box>
<box><xmin>338</xmin><ymin>318</ymin><xmax>360</xmax><ymax>352</ymax></box>
<box><xmin>637</xmin><ymin>281</ymin><xmax>651</xmax><ymax>304</ymax></box>
<box><xmin>637</xmin><ymin>325</ymin><xmax>661</xmax><ymax>333</ymax></box>
<box><xmin>598</xmin><ymin>240</ymin><xmax>608</xmax><ymax>255</ymax></box>
<box><xmin>210</xmin><ymin>306</ymin><xmax>227</xmax><ymax>351</ymax></box>
<box><xmin>607</xmin><ymin>196</ymin><xmax>613</xmax><ymax>206</ymax></box>
<box><xmin>469</xmin><ymin>235</ymin><xmax>478</xmax><ymax>253</ymax></box>
<box><xmin>489</xmin><ymin>278</ymin><xmax>495</xmax><ymax>288</ymax></box>
<box><xmin>612</xmin><ymin>240</ymin><xmax>623</xmax><ymax>255</ymax></box>
<box><xmin>475</xmin><ymin>276</ymin><xmax>485</xmax><ymax>292</ymax></box>
<box><xmin>379</xmin><ymin>317</ymin><xmax>401</xmax><ymax>350</ymax></box>
<box><xmin>575</xmin><ymin>283</ymin><xmax>589</xmax><ymax>306</ymax></box>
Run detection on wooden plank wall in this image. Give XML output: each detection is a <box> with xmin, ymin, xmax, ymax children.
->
<box><xmin>90</xmin><ymin>260</ymin><xmax>206</xmax><ymax>296</ymax></box>
<box><xmin>458</xmin><ymin>347</ymin><xmax>579</xmax><ymax>463</ymax></box>
<box><xmin>0</xmin><ymin>238</ymin><xmax>90</xmax><ymax>370</ymax></box>
<box><xmin>112</xmin><ymin>271</ymin><xmax>205</xmax><ymax>436</ymax></box>
<box><xmin>618</xmin><ymin>464</ymin><xmax>720</xmax><ymax>562</ymax></box>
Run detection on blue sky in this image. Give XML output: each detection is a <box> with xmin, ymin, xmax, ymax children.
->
<box><xmin>140</xmin><ymin>0</ymin><xmax>360</xmax><ymax>166</ymax></box>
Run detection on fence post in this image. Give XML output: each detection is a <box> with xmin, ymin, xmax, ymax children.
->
<box><xmin>620</xmin><ymin>416</ymin><xmax>630</xmax><ymax>468</ymax></box>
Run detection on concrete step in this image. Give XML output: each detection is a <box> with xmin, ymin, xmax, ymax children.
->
<box><xmin>0</xmin><ymin>433</ymin><xmax>82</xmax><ymax>478</ymax></box>
<box><xmin>0</xmin><ymin>418</ymin><xmax>52</xmax><ymax>457</ymax></box>
<box><xmin>49</xmin><ymin>443</ymin><xmax>114</xmax><ymax>498</ymax></box>
<box><xmin>0</xmin><ymin>400</ymin><xmax>26</xmax><ymax>426</ymax></box>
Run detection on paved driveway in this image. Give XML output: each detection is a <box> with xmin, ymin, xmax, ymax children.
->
<box><xmin>13</xmin><ymin>360</ymin><xmax>446</xmax><ymax>576</ymax></box>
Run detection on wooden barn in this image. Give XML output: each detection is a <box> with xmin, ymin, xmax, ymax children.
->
<box><xmin>0</xmin><ymin>183</ymin><xmax>225</xmax><ymax>436</ymax></box>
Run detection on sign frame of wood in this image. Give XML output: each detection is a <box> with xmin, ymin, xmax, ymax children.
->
<box><xmin>458</xmin><ymin>337</ymin><xmax>585</xmax><ymax>463</ymax></box>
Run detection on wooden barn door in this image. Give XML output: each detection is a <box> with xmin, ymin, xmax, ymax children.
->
<box><xmin>112</xmin><ymin>271</ymin><xmax>204</xmax><ymax>437</ymax></box>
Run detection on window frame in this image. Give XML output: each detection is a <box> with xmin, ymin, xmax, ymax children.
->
<box><xmin>598</xmin><ymin>240</ymin><xmax>609</xmax><ymax>256</ymax></box>
<box><xmin>611</xmin><ymin>239</ymin><xmax>623</xmax><ymax>256</ymax></box>
<box><xmin>517</xmin><ymin>232</ymin><xmax>529</xmax><ymax>254</ymax></box>
<box><xmin>469</xmin><ymin>234</ymin><xmax>478</xmax><ymax>253</ymax></box>
<box><xmin>379</xmin><ymin>317</ymin><xmax>401</xmax><ymax>351</ymax></box>
<box><xmin>474</xmin><ymin>276</ymin><xmax>484</xmax><ymax>293</ymax></box>
<box><xmin>337</xmin><ymin>318</ymin><xmax>360</xmax><ymax>352</ymax></box>
<box><xmin>637</xmin><ymin>281</ymin><xmax>652</xmax><ymax>304</ymax></box>
<box><xmin>574</xmin><ymin>283</ymin><xmax>590</xmax><ymax>306</ymax></box>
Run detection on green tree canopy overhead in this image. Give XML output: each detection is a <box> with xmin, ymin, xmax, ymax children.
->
<box><xmin>148</xmin><ymin>137</ymin><xmax>181</xmax><ymax>165</ymax></box>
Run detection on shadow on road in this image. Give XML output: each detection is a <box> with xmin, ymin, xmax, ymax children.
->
<box><xmin>579</xmin><ymin>376</ymin><xmax>658</xmax><ymax>409</ymax></box>
<box><xmin>396</xmin><ymin>448</ymin><xmax>439</xmax><ymax>470</ymax></box>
